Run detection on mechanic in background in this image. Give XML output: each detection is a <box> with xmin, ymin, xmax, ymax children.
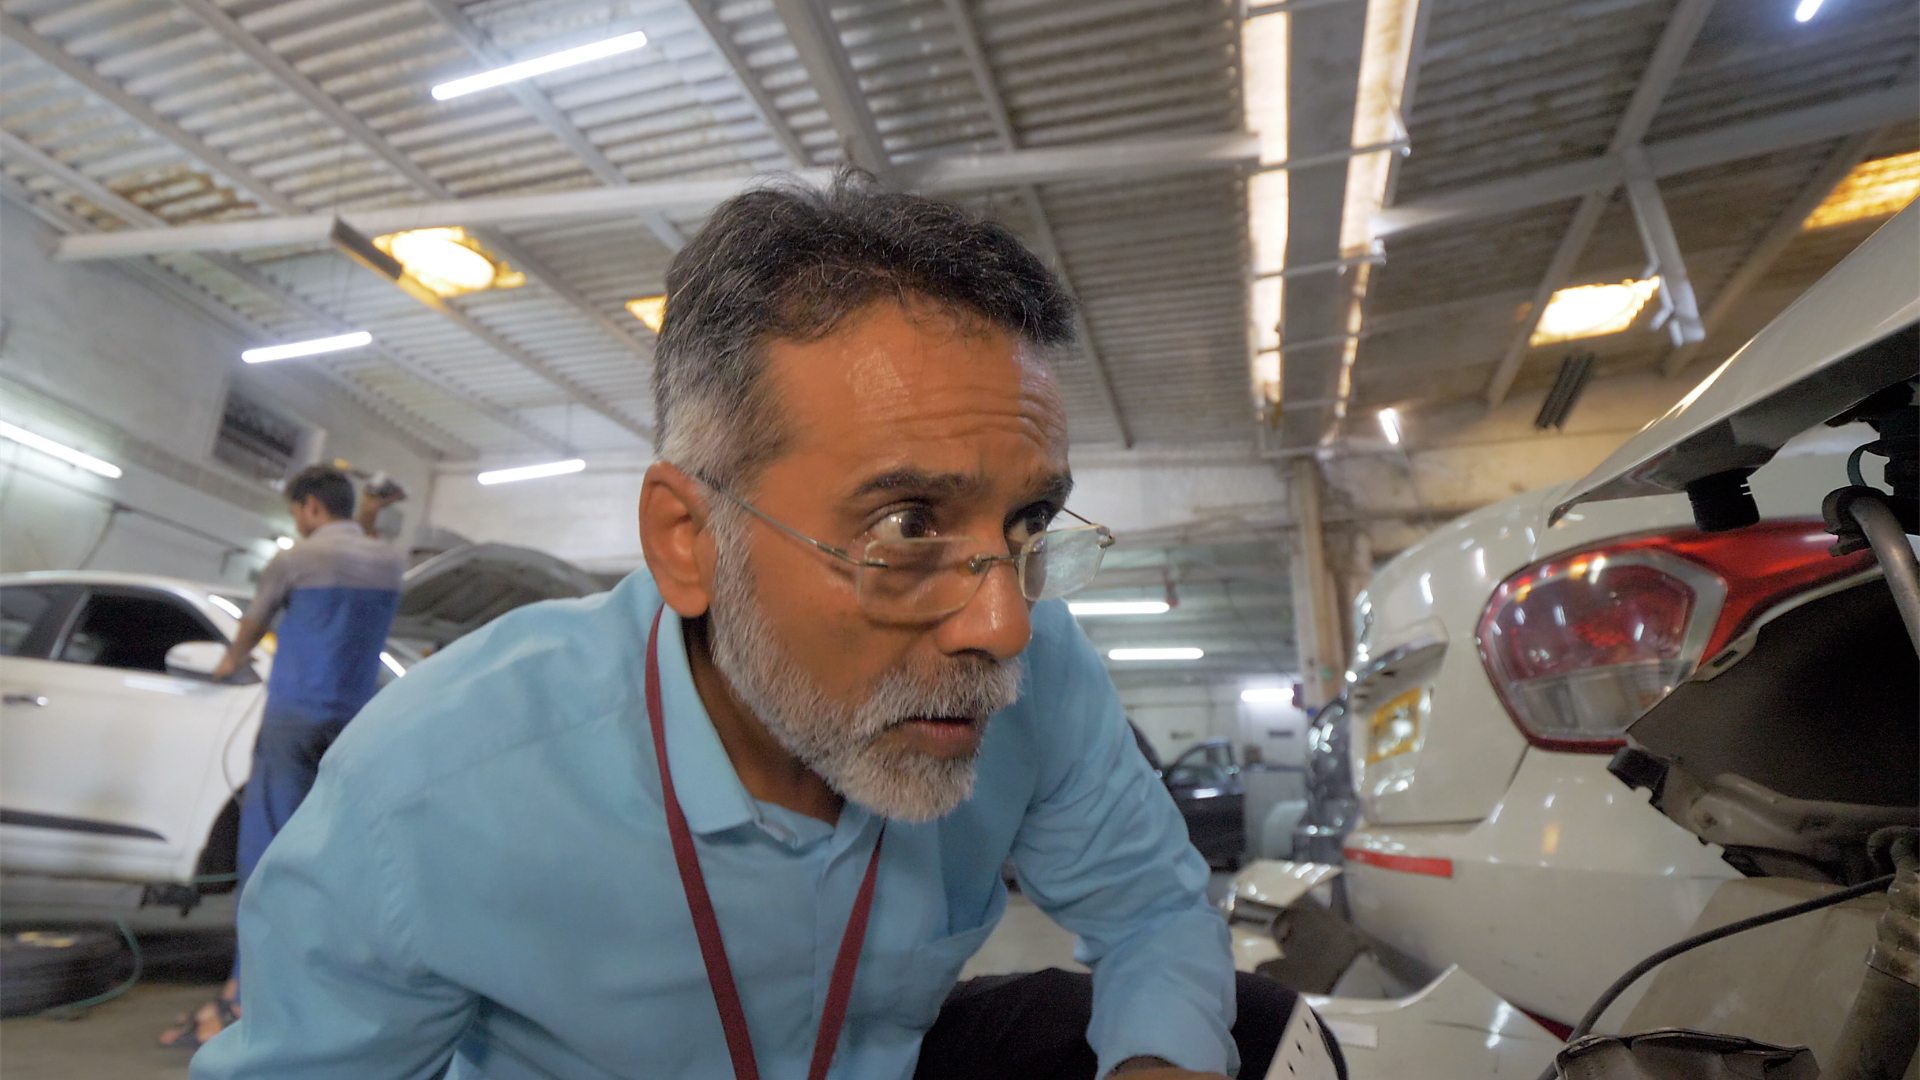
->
<box><xmin>159</xmin><ymin>465</ymin><xmax>406</xmax><ymax>1050</ymax></box>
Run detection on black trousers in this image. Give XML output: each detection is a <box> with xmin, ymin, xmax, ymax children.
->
<box><xmin>912</xmin><ymin>968</ymin><xmax>1297</xmax><ymax>1080</ymax></box>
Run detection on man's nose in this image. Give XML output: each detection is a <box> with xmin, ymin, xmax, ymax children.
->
<box><xmin>933</xmin><ymin>560</ymin><xmax>1031</xmax><ymax>660</ymax></box>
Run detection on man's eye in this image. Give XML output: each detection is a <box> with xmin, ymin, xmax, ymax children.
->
<box><xmin>870</xmin><ymin>507</ymin><xmax>937</xmax><ymax>543</ymax></box>
<box><xmin>1007</xmin><ymin>505</ymin><xmax>1058</xmax><ymax>546</ymax></box>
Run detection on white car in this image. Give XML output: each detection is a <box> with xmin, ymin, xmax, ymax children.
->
<box><xmin>1337</xmin><ymin>447</ymin><xmax>1866</xmax><ymax>1031</ymax></box>
<box><xmin>0</xmin><ymin>544</ymin><xmax>604</xmax><ymax>912</ymax></box>
<box><xmin>1227</xmin><ymin>202</ymin><xmax>1917</xmax><ymax>1079</ymax></box>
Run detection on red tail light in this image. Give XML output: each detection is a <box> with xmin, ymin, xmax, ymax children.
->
<box><xmin>1477</xmin><ymin>521</ymin><xmax>1875</xmax><ymax>752</ymax></box>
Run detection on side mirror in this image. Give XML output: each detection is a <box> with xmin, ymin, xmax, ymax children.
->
<box><xmin>166</xmin><ymin>641</ymin><xmax>255</xmax><ymax>684</ymax></box>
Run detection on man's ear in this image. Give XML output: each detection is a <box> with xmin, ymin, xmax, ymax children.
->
<box><xmin>639</xmin><ymin>462</ymin><xmax>716</xmax><ymax>617</ymax></box>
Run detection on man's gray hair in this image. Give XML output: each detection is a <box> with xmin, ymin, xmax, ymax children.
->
<box><xmin>652</xmin><ymin>171</ymin><xmax>1077</xmax><ymax>489</ymax></box>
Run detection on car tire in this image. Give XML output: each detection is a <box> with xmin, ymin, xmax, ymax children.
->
<box><xmin>1</xmin><ymin>929</ymin><xmax>130</xmax><ymax>1017</ymax></box>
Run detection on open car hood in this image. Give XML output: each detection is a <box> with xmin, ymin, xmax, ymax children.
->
<box><xmin>391</xmin><ymin>542</ymin><xmax>605</xmax><ymax>648</ymax></box>
<box><xmin>1552</xmin><ymin>202</ymin><xmax>1920</xmax><ymax>524</ymax></box>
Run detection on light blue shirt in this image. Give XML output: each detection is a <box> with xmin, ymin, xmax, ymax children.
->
<box><xmin>192</xmin><ymin>570</ymin><xmax>1236</xmax><ymax>1080</ymax></box>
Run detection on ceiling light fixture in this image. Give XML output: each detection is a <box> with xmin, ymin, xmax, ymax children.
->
<box><xmin>374</xmin><ymin>228</ymin><xmax>524</xmax><ymax>298</ymax></box>
<box><xmin>478</xmin><ymin>458</ymin><xmax>586</xmax><ymax>485</ymax></box>
<box><xmin>626</xmin><ymin>295</ymin><xmax>667</xmax><ymax>332</ymax></box>
<box><xmin>242</xmin><ymin>331</ymin><xmax>373</xmax><ymax>364</ymax></box>
<box><xmin>1377</xmin><ymin>407</ymin><xmax>1402</xmax><ymax>445</ymax></box>
<box><xmin>1792</xmin><ymin>0</ymin><xmax>1824</xmax><ymax>21</ymax></box>
<box><xmin>432</xmin><ymin>31</ymin><xmax>649</xmax><ymax>101</ymax></box>
<box><xmin>1529</xmin><ymin>278</ymin><xmax>1662</xmax><ymax>346</ymax></box>
<box><xmin>276</xmin><ymin>536</ymin><xmax>296</xmax><ymax>550</ymax></box>
<box><xmin>1803</xmin><ymin>150</ymin><xmax>1920</xmax><ymax>230</ymax></box>
<box><xmin>1069</xmin><ymin>600</ymin><xmax>1172</xmax><ymax>616</ymax></box>
<box><xmin>0</xmin><ymin>420</ymin><xmax>123</xmax><ymax>479</ymax></box>
<box><xmin>1108</xmin><ymin>647</ymin><xmax>1205</xmax><ymax>661</ymax></box>
<box><xmin>1241</xmin><ymin>688</ymin><xmax>1291</xmax><ymax>704</ymax></box>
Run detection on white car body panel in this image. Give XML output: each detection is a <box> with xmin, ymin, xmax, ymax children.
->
<box><xmin>1556</xmin><ymin>201</ymin><xmax>1919</xmax><ymax>516</ymax></box>
<box><xmin>0</xmin><ymin>572</ymin><xmax>268</xmax><ymax>887</ymax></box>
<box><xmin>1301</xmin><ymin>966</ymin><xmax>1562</xmax><ymax>1080</ymax></box>
<box><xmin>1342</xmin><ymin>752</ymin><xmax>1733</xmax><ymax>1027</ymax></box>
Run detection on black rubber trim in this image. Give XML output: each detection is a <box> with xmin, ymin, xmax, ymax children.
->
<box><xmin>0</xmin><ymin>809</ymin><xmax>165</xmax><ymax>841</ymax></box>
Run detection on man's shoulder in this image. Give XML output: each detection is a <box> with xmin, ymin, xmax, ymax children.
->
<box><xmin>322</xmin><ymin>572</ymin><xmax>657</xmax><ymax>803</ymax></box>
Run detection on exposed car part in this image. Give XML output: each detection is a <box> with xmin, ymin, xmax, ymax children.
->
<box><xmin>1551</xmin><ymin>1030</ymin><xmax>1817</xmax><ymax>1080</ymax></box>
<box><xmin>1528</xmin><ymin>874</ymin><xmax>1896</xmax><ymax>1080</ymax></box>
<box><xmin>1615</xmin><ymin>575</ymin><xmax>1916</xmax><ymax>883</ymax></box>
<box><xmin>1826</xmin><ymin>487</ymin><xmax>1920</xmax><ymax>650</ymax></box>
<box><xmin>389</xmin><ymin>541</ymin><xmax>605</xmax><ymax>649</ymax></box>
<box><xmin>1477</xmin><ymin>522</ymin><xmax>1875</xmax><ymax>752</ymax></box>
<box><xmin>1292</xmin><ymin>698</ymin><xmax>1359</xmax><ymax>865</ymax></box>
<box><xmin>1819</xmin><ymin>827</ymin><xmax>1919</xmax><ymax>1080</ymax></box>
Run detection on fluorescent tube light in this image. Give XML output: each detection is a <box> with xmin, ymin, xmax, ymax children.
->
<box><xmin>242</xmin><ymin>332</ymin><xmax>372</xmax><ymax>364</ymax></box>
<box><xmin>380</xmin><ymin>651</ymin><xmax>407</xmax><ymax>678</ymax></box>
<box><xmin>1377</xmin><ymin>407</ymin><xmax>1402</xmax><ymax>445</ymax></box>
<box><xmin>1108</xmin><ymin>647</ymin><xmax>1204</xmax><ymax>661</ymax></box>
<box><xmin>1241</xmin><ymin>688</ymin><xmax>1291</xmax><ymax>704</ymax></box>
<box><xmin>1069</xmin><ymin>600</ymin><xmax>1171</xmax><ymax>616</ymax></box>
<box><xmin>432</xmin><ymin>31</ymin><xmax>649</xmax><ymax>101</ymax></box>
<box><xmin>1793</xmin><ymin>0</ymin><xmax>1824</xmax><ymax>21</ymax></box>
<box><xmin>478</xmin><ymin>458</ymin><xmax>586</xmax><ymax>485</ymax></box>
<box><xmin>0</xmin><ymin>420</ymin><xmax>122</xmax><ymax>479</ymax></box>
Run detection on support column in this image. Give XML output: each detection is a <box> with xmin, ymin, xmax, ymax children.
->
<box><xmin>1290</xmin><ymin>460</ymin><xmax>1348</xmax><ymax>709</ymax></box>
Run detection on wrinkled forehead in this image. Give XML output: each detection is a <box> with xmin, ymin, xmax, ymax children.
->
<box><xmin>764</xmin><ymin>300</ymin><xmax>1069</xmax><ymax>467</ymax></box>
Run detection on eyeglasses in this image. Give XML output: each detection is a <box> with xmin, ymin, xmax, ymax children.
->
<box><xmin>691</xmin><ymin>471</ymin><xmax>1116</xmax><ymax>623</ymax></box>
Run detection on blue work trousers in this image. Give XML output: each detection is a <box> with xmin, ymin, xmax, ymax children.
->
<box><xmin>232</xmin><ymin>703</ymin><xmax>353</xmax><ymax>981</ymax></box>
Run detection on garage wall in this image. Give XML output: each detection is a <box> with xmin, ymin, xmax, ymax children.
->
<box><xmin>426</xmin><ymin>447</ymin><xmax>1296</xmax><ymax>575</ymax></box>
<box><xmin>0</xmin><ymin>201</ymin><xmax>436</xmax><ymax>586</ymax></box>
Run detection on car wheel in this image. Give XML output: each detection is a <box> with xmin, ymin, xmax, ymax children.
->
<box><xmin>1</xmin><ymin>929</ymin><xmax>130</xmax><ymax>1017</ymax></box>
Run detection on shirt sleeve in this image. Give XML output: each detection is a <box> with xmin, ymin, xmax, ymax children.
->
<box><xmin>1009</xmin><ymin>601</ymin><xmax>1239</xmax><ymax>1078</ymax></box>
<box><xmin>242</xmin><ymin>550</ymin><xmax>296</xmax><ymax>626</ymax></box>
<box><xmin>189</xmin><ymin>762</ymin><xmax>475</xmax><ymax>1080</ymax></box>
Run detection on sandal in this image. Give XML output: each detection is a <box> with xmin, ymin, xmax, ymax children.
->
<box><xmin>158</xmin><ymin>994</ymin><xmax>238</xmax><ymax>1049</ymax></box>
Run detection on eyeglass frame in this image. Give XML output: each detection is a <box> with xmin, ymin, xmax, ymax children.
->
<box><xmin>682</xmin><ymin>467</ymin><xmax>1116</xmax><ymax>599</ymax></box>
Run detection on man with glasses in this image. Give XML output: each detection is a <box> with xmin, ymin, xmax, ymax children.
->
<box><xmin>194</xmin><ymin>175</ymin><xmax>1325</xmax><ymax>1080</ymax></box>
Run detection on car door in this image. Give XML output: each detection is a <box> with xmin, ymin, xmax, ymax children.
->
<box><xmin>1164</xmin><ymin>742</ymin><xmax>1245</xmax><ymax>865</ymax></box>
<box><xmin>0</xmin><ymin>585</ymin><xmax>258</xmax><ymax>883</ymax></box>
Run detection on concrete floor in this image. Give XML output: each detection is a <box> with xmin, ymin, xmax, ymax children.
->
<box><xmin>3</xmin><ymin>881</ymin><xmax>1205</xmax><ymax>1078</ymax></box>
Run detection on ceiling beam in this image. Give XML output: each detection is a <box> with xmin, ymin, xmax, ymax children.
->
<box><xmin>940</xmin><ymin>0</ymin><xmax>1132</xmax><ymax>446</ymax></box>
<box><xmin>169</xmin><ymin>0</ymin><xmax>660</xmax><ymax>367</ymax></box>
<box><xmin>54</xmin><ymin>133</ymin><xmax>1258</xmax><ymax>261</ymax></box>
<box><xmin>1620</xmin><ymin>145</ymin><xmax>1705</xmax><ymax>345</ymax></box>
<box><xmin>765</xmin><ymin>0</ymin><xmax>892</xmax><ymax>175</ymax></box>
<box><xmin>681</xmin><ymin>0</ymin><xmax>812</xmax><ymax>166</ymax></box>
<box><xmin>1484</xmin><ymin>0</ymin><xmax>1718</xmax><ymax>407</ymax></box>
<box><xmin>1378</xmin><ymin>82</ymin><xmax>1915</xmax><ymax>238</ymax></box>
<box><xmin>0</xmin><ymin>129</ymin><xmax>567</xmax><ymax>456</ymax></box>
<box><xmin>8</xmin><ymin>7</ymin><xmax>649</xmax><ymax>442</ymax></box>
<box><xmin>1661</xmin><ymin>127</ymin><xmax>1888</xmax><ymax>378</ymax></box>
<box><xmin>0</xmin><ymin>173</ymin><xmax>467</xmax><ymax>461</ymax></box>
<box><xmin>412</xmin><ymin>0</ymin><xmax>685</xmax><ymax>253</ymax></box>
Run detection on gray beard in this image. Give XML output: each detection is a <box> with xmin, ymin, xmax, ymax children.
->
<box><xmin>704</xmin><ymin>510</ymin><xmax>1024</xmax><ymax>822</ymax></box>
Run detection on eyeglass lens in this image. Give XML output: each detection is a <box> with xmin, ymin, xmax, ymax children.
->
<box><xmin>854</xmin><ymin>526</ymin><xmax>1108</xmax><ymax>619</ymax></box>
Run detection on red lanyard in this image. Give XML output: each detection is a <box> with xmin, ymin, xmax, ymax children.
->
<box><xmin>645</xmin><ymin>607</ymin><xmax>885</xmax><ymax>1080</ymax></box>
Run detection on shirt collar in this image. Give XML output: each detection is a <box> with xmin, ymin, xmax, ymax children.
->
<box><xmin>651</xmin><ymin>604</ymin><xmax>758</xmax><ymax>836</ymax></box>
<box><xmin>310</xmin><ymin>521</ymin><xmax>361</xmax><ymax>539</ymax></box>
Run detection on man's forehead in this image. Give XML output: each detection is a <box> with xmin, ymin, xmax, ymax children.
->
<box><xmin>764</xmin><ymin>299</ymin><xmax>1068</xmax><ymax>454</ymax></box>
